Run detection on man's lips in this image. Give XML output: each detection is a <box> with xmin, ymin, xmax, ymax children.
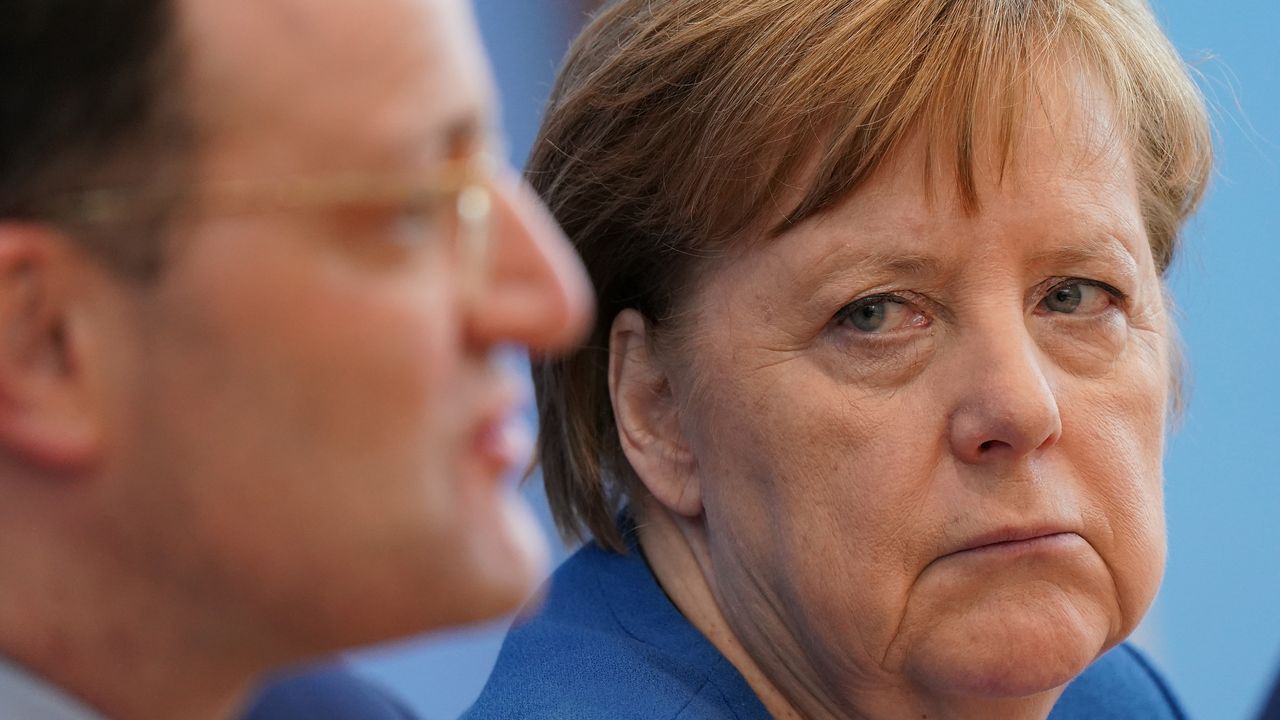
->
<box><xmin>469</xmin><ymin>409</ymin><xmax>532</xmax><ymax>477</ymax></box>
<box><xmin>465</xmin><ymin>369</ymin><xmax>532</xmax><ymax>478</ymax></box>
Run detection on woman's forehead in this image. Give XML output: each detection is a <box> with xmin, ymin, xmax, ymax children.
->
<box><xmin>888</xmin><ymin>69</ymin><xmax>1128</xmax><ymax>215</ymax></box>
<box><xmin>699</xmin><ymin>116</ymin><xmax>1151</xmax><ymax>324</ymax></box>
<box><xmin>757</xmin><ymin>53</ymin><xmax>1129</xmax><ymax>234</ymax></box>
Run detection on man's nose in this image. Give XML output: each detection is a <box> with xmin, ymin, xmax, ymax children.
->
<box><xmin>946</xmin><ymin>319</ymin><xmax>1063</xmax><ymax>466</ymax></box>
<box><xmin>464</xmin><ymin>166</ymin><xmax>593</xmax><ymax>354</ymax></box>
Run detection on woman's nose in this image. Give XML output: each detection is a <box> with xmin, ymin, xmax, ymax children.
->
<box><xmin>947</xmin><ymin>323</ymin><xmax>1063</xmax><ymax>466</ymax></box>
<box><xmin>464</xmin><ymin>167</ymin><xmax>593</xmax><ymax>354</ymax></box>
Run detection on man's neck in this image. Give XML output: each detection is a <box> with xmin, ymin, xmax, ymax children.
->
<box><xmin>0</xmin><ymin>635</ymin><xmax>256</xmax><ymax>720</ymax></box>
<box><xmin>0</xmin><ymin>654</ymin><xmax>107</xmax><ymax>720</ymax></box>
<box><xmin>0</xmin><ymin>522</ymin><xmax>266</xmax><ymax>720</ymax></box>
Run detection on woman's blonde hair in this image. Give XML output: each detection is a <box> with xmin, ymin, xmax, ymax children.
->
<box><xmin>530</xmin><ymin>0</ymin><xmax>1212</xmax><ymax>552</ymax></box>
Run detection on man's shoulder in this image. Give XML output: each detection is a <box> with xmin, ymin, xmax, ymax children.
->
<box><xmin>240</xmin><ymin>664</ymin><xmax>416</xmax><ymax>720</ymax></box>
<box><xmin>1051</xmin><ymin>643</ymin><xmax>1186</xmax><ymax>720</ymax></box>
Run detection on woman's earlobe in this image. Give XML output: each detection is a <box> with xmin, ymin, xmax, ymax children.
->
<box><xmin>607</xmin><ymin>309</ymin><xmax>702</xmax><ymax>517</ymax></box>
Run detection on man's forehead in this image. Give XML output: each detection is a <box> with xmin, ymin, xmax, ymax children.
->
<box><xmin>179</xmin><ymin>0</ymin><xmax>495</xmax><ymax>170</ymax></box>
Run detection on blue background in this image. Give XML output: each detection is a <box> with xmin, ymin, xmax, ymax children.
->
<box><xmin>349</xmin><ymin>2</ymin><xmax>1280</xmax><ymax>718</ymax></box>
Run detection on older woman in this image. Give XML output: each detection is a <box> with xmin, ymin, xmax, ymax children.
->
<box><xmin>465</xmin><ymin>0</ymin><xmax>1210</xmax><ymax>718</ymax></box>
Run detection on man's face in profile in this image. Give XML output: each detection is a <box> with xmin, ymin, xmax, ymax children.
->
<box><xmin>90</xmin><ymin>0</ymin><xmax>586</xmax><ymax>655</ymax></box>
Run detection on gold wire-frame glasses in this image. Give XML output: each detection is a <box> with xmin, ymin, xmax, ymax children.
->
<box><xmin>42</xmin><ymin>152</ymin><xmax>496</xmax><ymax>297</ymax></box>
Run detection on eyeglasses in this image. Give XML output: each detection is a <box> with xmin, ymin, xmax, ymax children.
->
<box><xmin>41</xmin><ymin>152</ymin><xmax>497</xmax><ymax>299</ymax></box>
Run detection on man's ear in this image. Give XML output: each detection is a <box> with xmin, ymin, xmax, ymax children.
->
<box><xmin>0</xmin><ymin>224</ymin><xmax>101</xmax><ymax>472</ymax></box>
<box><xmin>608</xmin><ymin>309</ymin><xmax>701</xmax><ymax>518</ymax></box>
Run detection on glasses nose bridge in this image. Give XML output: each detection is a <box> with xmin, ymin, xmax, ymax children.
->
<box><xmin>454</xmin><ymin>166</ymin><xmax>494</xmax><ymax>307</ymax></box>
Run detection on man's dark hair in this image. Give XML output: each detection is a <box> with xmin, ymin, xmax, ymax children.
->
<box><xmin>0</xmin><ymin>0</ymin><xmax>192</xmax><ymax>276</ymax></box>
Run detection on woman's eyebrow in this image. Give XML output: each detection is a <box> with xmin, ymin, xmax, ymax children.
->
<box><xmin>807</xmin><ymin>246</ymin><xmax>945</xmax><ymax>284</ymax></box>
<box><xmin>795</xmin><ymin>247</ymin><xmax>946</xmax><ymax>308</ymax></box>
<box><xmin>1027</xmin><ymin>236</ymin><xmax>1140</xmax><ymax>277</ymax></box>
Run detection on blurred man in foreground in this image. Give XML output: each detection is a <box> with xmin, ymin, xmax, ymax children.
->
<box><xmin>0</xmin><ymin>0</ymin><xmax>591</xmax><ymax>717</ymax></box>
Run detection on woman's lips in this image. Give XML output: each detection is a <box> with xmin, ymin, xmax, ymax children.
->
<box><xmin>942</xmin><ymin>529</ymin><xmax>1084</xmax><ymax>561</ymax></box>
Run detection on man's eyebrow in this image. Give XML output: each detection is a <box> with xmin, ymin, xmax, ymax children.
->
<box><xmin>437</xmin><ymin>112</ymin><xmax>491</xmax><ymax>159</ymax></box>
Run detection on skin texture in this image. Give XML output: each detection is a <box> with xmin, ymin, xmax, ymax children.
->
<box><xmin>0</xmin><ymin>1</ymin><xmax>591</xmax><ymax>718</ymax></box>
<box><xmin>612</xmin><ymin>63</ymin><xmax>1169</xmax><ymax>720</ymax></box>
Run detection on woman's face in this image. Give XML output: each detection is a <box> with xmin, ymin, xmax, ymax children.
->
<box><xmin>665</xmin><ymin>69</ymin><xmax>1170</xmax><ymax>710</ymax></box>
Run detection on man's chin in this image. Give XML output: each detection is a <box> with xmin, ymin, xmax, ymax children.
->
<box><xmin>449</xmin><ymin>491</ymin><xmax>550</xmax><ymax>624</ymax></box>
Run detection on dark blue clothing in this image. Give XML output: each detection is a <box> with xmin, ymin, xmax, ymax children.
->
<box><xmin>464</xmin><ymin>532</ymin><xmax>1187</xmax><ymax>720</ymax></box>
<box><xmin>242</xmin><ymin>664</ymin><xmax>415</xmax><ymax>720</ymax></box>
<box><xmin>1261</xmin><ymin>673</ymin><xmax>1280</xmax><ymax>720</ymax></box>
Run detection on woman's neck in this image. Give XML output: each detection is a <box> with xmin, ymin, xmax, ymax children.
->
<box><xmin>634</xmin><ymin>505</ymin><xmax>1064</xmax><ymax>720</ymax></box>
<box><xmin>636</xmin><ymin>507</ymin><xmax>810</xmax><ymax>719</ymax></box>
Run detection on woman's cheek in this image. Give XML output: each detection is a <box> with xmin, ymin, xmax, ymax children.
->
<box><xmin>1068</xmin><ymin>379</ymin><xmax>1168</xmax><ymax>637</ymax></box>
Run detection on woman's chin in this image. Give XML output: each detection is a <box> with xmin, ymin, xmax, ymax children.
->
<box><xmin>899</xmin><ymin>592</ymin><xmax>1114</xmax><ymax>699</ymax></box>
<box><xmin>885</xmin><ymin>538</ymin><xmax>1128</xmax><ymax>699</ymax></box>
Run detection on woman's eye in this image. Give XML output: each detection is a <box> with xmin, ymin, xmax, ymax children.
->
<box><xmin>1040</xmin><ymin>280</ymin><xmax>1119</xmax><ymax>315</ymax></box>
<box><xmin>836</xmin><ymin>296</ymin><xmax>924</xmax><ymax>333</ymax></box>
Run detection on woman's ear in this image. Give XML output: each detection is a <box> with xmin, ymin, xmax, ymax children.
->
<box><xmin>608</xmin><ymin>309</ymin><xmax>701</xmax><ymax>518</ymax></box>
<box><xmin>0</xmin><ymin>224</ymin><xmax>101</xmax><ymax>472</ymax></box>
